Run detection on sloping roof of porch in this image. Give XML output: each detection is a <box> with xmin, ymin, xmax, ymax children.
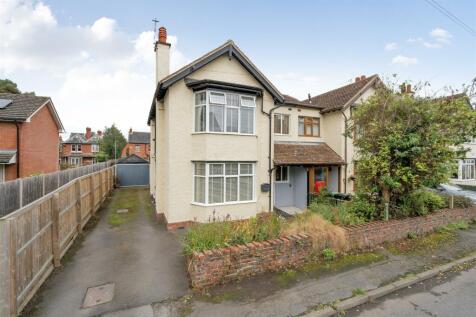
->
<box><xmin>274</xmin><ymin>142</ymin><xmax>344</xmax><ymax>165</ymax></box>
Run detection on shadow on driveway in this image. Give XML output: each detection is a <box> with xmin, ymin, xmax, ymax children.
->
<box><xmin>23</xmin><ymin>187</ymin><xmax>189</xmax><ymax>317</ymax></box>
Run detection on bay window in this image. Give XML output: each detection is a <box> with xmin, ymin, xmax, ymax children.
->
<box><xmin>194</xmin><ymin>91</ymin><xmax>256</xmax><ymax>134</ymax></box>
<box><xmin>194</xmin><ymin>162</ymin><xmax>255</xmax><ymax>204</ymax></box>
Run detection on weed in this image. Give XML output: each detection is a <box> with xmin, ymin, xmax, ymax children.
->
<box><xmin>275</xmin><ymin>269</ymin><xmax>298</xmax><ymax>287</ymax></box>
<box><xmin>407</xmin><ymin>232</ymin><xmax>417</xmax><ymax>239</ymax></box>
<box><xmin>352</xmin><ymin>288</ymin><xmax>366</xmax><ymax>296</ymax></box>
<box><xmin>322</xmin><ymin>248</ymin><xmax>336</xmax><ymax>261</ymax></box>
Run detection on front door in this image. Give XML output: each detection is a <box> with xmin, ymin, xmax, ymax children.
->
<box><xmin>307</xmin><ymin>166</ymin><xmax>328</xmax><ymax>194</ymax></box>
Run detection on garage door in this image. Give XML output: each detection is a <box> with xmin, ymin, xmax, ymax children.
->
<box><xmin>117</xmin><ymin>164</ymin><xmax>149</xmax><ymax>187</ymax></box>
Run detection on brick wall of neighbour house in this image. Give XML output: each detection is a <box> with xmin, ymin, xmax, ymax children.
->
<box><xmin>121</xmin><ymin>143</ymin><xmax>150</xmax><ymax>160</ymax></box>
<box><xmin>19</xmin><ymin>105</ymin><xmax>60</xmax><ymax>177</ymax></box>
<box><xmin>0</xmin><ymin>122</ymin><xmax>18</xmax><ymax>180</ymax></box>
<box><xmin>188</xmin><ymin>207</ymin><xmax>476</xmax><ymax>289</ymax></box>
<box><xmin>62</xmin><ymin>143</ymin><xmax>93</xmax><ymax>156</ymax></box>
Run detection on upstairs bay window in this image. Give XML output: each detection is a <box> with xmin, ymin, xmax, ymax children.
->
<box><xmin>194</xmin><ymin>162</ymin><xmax>255</xmax><ymax>205</ymax></box>
<box><xmin>194</xmin><ymin>91</ymin><xmax>256</xmax><ymax>134</ymax></box>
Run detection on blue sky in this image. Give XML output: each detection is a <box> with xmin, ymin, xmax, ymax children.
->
<box><xmin>1</xmin><ymin>0</ymin><xmax>475</xmax><ymax>134</ymax></box>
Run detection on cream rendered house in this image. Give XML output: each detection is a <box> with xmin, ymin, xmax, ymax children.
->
<box><xmin>148</xmin><ymin>27</ymin><xmax>380</xmax><ymax>229</ymax></box>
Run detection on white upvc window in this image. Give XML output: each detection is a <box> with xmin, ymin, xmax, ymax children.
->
<box><xmin>275</xmin><ymin>166</ymin><xmax>289</xmax><ymax>182</ymax></box>
<box><xmin>92</xmin><ymin>144</ymin><xmax>99</xmax><ymax>153</ymax></box>
<box><xmin>274</xmin><ymin>113</ymin><xmax>289</xmax><ymax>135</ymax></box>
<box><xmin>135</xmin><ymin>145</ymin><xmax>141</xmax><ymax>153</ymax></box>
<box><xmin>69</xmin><ymin>157</ymin><xmax>82</xmax><ymax>166</ymax></box>
<box><xmin>461</xmin><ymin>159</ymin><xmax>476</xmax><ymax>180</ymax></box>
<box><xmin>193</xmin><ymin>162</ymin><xmax>255</xmax><ymax>205</ymax></box>
<box><xmin>72</xmin><ymin>144</ymin><xmax>82</xmax><ymax>153</ymax></box>
<box><xmin>194</xmin><ymin>90</ymin><xmax>256</xmax><ymax>135</ymax></box>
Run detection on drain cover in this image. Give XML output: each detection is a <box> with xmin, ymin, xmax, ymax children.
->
<box><xmin>116</xmin><ymin>209</ymin><xmax>129</xmax><ymax>214</ymax></box>
<box><xmin>82</xmin><ymin>283</ymin><xmax>115</xmax><ymax>308</ymax></box>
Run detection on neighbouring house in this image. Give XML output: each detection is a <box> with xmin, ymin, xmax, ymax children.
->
<box><xmin>121</xmin><ymin>129</ymin><xmax>150</xmax><ymax>160</ymax></box>
<box><xmin>147</xmin><ymin>27</ymin><xmax>381</xmax><ymax>229</ymax></box>
<box><xmin>0</xmin><ymin>93</ymin><xmax>64</xmax><ymax>182</ymax></box>
<box><xmin>60</xmin><ymin>127</ymin><xmax>102</xmax><ymax>167</ymax></box>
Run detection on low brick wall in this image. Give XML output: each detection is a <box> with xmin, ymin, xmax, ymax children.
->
<box><xmin>187</xmin><ymin>207</ymin><xmax>476</xmax><ymax>289</ymax></box>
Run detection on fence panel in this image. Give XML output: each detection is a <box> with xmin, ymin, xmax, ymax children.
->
<box><xmin>21</xmin><ymin>176</ymin><xmax>44</xmax><ymax>206</ymax></box>
<box><xmin>0</xmin><ymin>181</ymin><xmax>20</xmax><ymax>217</ymax></box>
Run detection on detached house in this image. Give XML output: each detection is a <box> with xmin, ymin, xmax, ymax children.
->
<box><xmin>60</xmin><ymin>127</ymin><xmax>102</xmax><ymax>167</ymax></box>
<box><xmin>0</xmin><ymin>93</ymin><xmax>64</xmax><ymax>182</ymax></box>
<box><xmin>121</xmin><ymin>129</ymin><xmax>150</xmax><ymax>160</ymax></box>
<box><xmin>148</xmin><ymin>27</ymin><xmax>379</xmax><ymax>229</ymax></box>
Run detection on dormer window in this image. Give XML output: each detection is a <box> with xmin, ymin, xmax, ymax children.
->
<box><xmin>194</xmin><ymin>90</ymin><xmax>256</xmax><ymax>134</ymax></box>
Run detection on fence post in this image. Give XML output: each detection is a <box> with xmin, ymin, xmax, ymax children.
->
<box><xmin>19</xmin><ymin>179</ymin><xmax>23</xmax><ymax>208</ymax></box>
<box><xmin>75</xmin><ymin>180</ymin><xmax>83</xmax><ymax>233</ymax></box>
<box><xmin>0</xmin><ymin>219</ymin><xmax>17</xmax><ymax>317</ymax></box>
<box><xmin>450</xmin><ymin>195</ymin><xmax>454</xmax><ymax>209</ymax></box>
<box><xmin>51</xmin><ymin>193</ymin><xmax>61</xmax><ymax>268</ymax></box>
<box><xmin>89</xmin><ymin>175</ymin><xmax>95</xmax><ymax>215</ymax></box>
<box><xmin>98</xmin><ymin>171</ymin><xmax>103</xmax><ymax>204</ymax></box>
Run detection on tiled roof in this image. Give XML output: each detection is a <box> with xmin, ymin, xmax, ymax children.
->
<box><xmin>0</xmin><ymin>93</ymin><xmax>49</xmax><ymax>121</ymax></box>
<box><xmin>63</xmin><ymin>132</ymin><xmax>100</xmax><ymax>144</ymax></box>
<box><xmin>283</xmin><ymin>94</ymin><xmax>324</xmax><ymax>109</ymax></box>
<box><xmin>0</xmin><ymin>150</ymin><xmax>17</xmax><ymax>164</ymax></box>
<box><xmin>128</xmin><ymin>132</ymin><xmax>150</xmax><ymax>144</ymax></box>
<box><xmin>274</xmin><ymin>142</ymin><xmax>344</xmax><ymax>165</ymax></box>
<box><xmin>306</xmin><ymin>75</ymin><xmax>379</xmax><ymax>113</ymax></box>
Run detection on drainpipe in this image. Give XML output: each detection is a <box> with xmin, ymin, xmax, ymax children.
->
<box><xmin>15</xmin><ymin>121</ymin><xmax>21</xmax><ymax>178</ymax></box>
<box><xmin>340</xmin><ymin>110</ymin><xmax>349</xmax><ymax>194</ymax></box>
<box><xmin>261</xmin><ymin>96</ymin><xmax>282</xmax><ymax>212</ymax></box>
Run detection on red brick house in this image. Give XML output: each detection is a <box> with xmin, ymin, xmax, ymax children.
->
<box><xmin>60</xmin><ymin>127</ymin><xmax>102</xmax><ymax>167</ymax></box>
<box><xmin>0</xmin><ymin>93</ymin><xmax>64</xmax><ymax>182</ymax></box>
<box><xmin>121</xmin><ymin>129</ymin><xmax>150</xmax><ymax>160</ymax></box>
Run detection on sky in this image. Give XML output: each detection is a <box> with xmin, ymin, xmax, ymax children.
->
<box><xmin>1</xmin><ymin>0</ymin><xmax>475</xmax><ymax>136</ymax></box>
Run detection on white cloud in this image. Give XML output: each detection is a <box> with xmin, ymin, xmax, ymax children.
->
<box><xmin>430</xmin><ymin>27</ymin><xmax>452</xmax><ymax>41</ymax></box>
<box><xmin>0</xmin><ymin>0</ymin><xmax>189</xmax><ymax>135</ymax></box>
<box><xmin>384</xmin><ymin>42</ymin><xmax>398</xmax><ymax>51</ymax></box>
<box><xmin>391</xmin><ymin>55</ymin><xmax>418</xmax><ymax>66</ymax></box>
<box><xmin>407</xmin><ymin>28</ymin><xmax>452</xmax><ymax>49</ymax></box>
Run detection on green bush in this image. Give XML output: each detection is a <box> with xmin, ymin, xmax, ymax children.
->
<box><xmin>439</xmin><ymin>194</ymin><xmax>473</xmax><ymax>209</ymax></box>
<box><xmin>400</xmin><ymin>190</ymin><xmax>445</xmax><ymax>217</ymax></box>
<box><xmin>346</xmin><ymin>194</ymin><xmax>378</xmax><ymax>220</ymax></box>
<box><xmin>308</xmin><ymin>188</ymin><xmax>334</xmax><ymax>205</ymax></box>
<box><xmin>309</xmin><ymin>202</ymin><xmax>366</xmax><ymax>226</ymax></box>
<box><xmin>322</xmin><ymin>248</ymin><xmax>336</xmax><ymax>260</ymax></box>
<box><xmin>182</xmin><ymin>215</ymin><xmax>283</xmax><ymax>255</ymax></box>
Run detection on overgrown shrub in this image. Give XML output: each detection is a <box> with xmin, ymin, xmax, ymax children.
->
<box><xmin>439</xmin><ymin>193</ymin><xmax>473</xmax><ymax>209</ymax></box>
<box><xmin>309</xmin><ymin>202</ymin><xmax>366</xmax><ymax>226</ymax></box>
<box><xmin>399</xmin><ymin>190</ymin><xmax>445</xmax><ymax>217</ymax></box>
<box><xmin>346</xmin><ymin>194</ymin><xmax>378</xmax><ymax>220</ymax></box>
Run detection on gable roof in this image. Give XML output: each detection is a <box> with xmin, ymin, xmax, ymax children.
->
<box><xmin>63</xmin><ymin>132</ymin><xmax>100</xmax><ymax>144</ymax></box>
<box><xmin>117</xmin><ymin>154</ymin><xmax>149</xmax><ymax>164</ymax></box>
<box><xmin>283</xmin><ymin>94</ymin><xmax>325</xmax><ymax>109</ymax></box>
<box><xmin>147</xmin><ymin>40</ymin><xmax>284</xmax><ymax>124</ymax></box>
<box><xmin>128</xmin><ymin>132</ymin><xmax>150</xmax><ymax>144</ymax></box>
<box><xmin>306</xmin><ymin>75</ymin><xmax>380</xmax><ymax>114</ymax></box>
<box><xmin>0</xmin><ymin>93</ymin><xmax>64</xmax><ymax>131</ymax></box>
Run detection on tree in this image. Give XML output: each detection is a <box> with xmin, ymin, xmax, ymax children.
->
<box><xmin>0</xmin><ymin>79</ymin><xmax>21</xmax><ymax>94</ymax></box>
<box><xmin>347</xmin><ymin>85</ymin><xmax>476</xmax><ymax>217</ymax></box>
<box><xmin>100</xmin><ymin>124</ymin><xmax>126</xmax><ymax>160</ymax></box>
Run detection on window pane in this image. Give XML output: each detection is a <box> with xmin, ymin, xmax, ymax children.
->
<box><xmin>225</xmin><ymin>163</ymin><xmax>238</xmax><ymax>175</ymax></box>
<box><xmin>210</xmin><ymin>92</ymin><xmax>225</xmax><ymax>104</ymax></box>
<box><xmin>240</xmin><ymin>107</ymin><xmax>254</xmax><ymax>134</ymax></box>
<box><xmin>195</xmin><ymin>105</ymin><xmax>206</xmax><ymax>132</ymax></box>
<box><xmin>209</xmin><ymin>177</ymin><xmax>224</xmax><ymax>203</ymax></box>
<box><xmin>282</xmin><ymin>166</ymin><xmax>288</xmax><ymax>181</ymax></box>
<box><xmin>239</xmin><ymin>176</ymin><xmax>253</xmax><ymax>201</ymax></box>
<box><xmin>226</xmin><ymin>107</ymin><xmax>239</xmax><ymax>132</ymax></box>
<box><xmin>240</xmin><ymin>163</ymin><xmax>252</xmax><ymax>174</ymax></box>
<box><xmin>194</xmin><ymin>176</ymin><xmax>205</xmax><ymax>203</ymax></box>
<box><xmin>305</xmin><ymin>122</ymin><xmax>312</xmax><ymax>135</ymax></box>
<box><xmin>195</xmin><ymin>92</ymin><xmax>206</xmax><ymax>105</ymax></box>
<box><xmin>241</xmin><ymin>96</ymin><xmax>255</xmax><ymax>107</ymax></box>
<box><xmin>195</xmin><ymin>162</ymin><xmax>205</xmax><ymax>176</ymax></box>
<box><xmin>282</xmin><ymin>116</ymin><xmax>289</xmax><ymax>134</ymax></box>
<box><xmin>226</xmin><ymin>177</ymin><xmax>238</xmax><ymax>202</ymax></box>
<box><xmin>209</xmin><ymin>163</ymin><xmax>223</xmax><ymax>175</ymax></box>
<box><xmin>276</xmin><ymin>166</ymin><xmax>282</xmax><ymax>181</ymax></box>
<box><xmin>227</xmin><ymin>93</ymin><xmax>240</xmax><ymax>107</ymax></box>
<box><xmin>298</xmin><ymin>118</ymin><xmax>304</xmax><ymax>135</ymax></box>
<box><xmin>312</xmin><ymin>118</ymin><xmax>319</xmax><ymax>136</ymax></box>
<box><xmin>274</xmin><ymin>114</ymin><xmax>281</xmax><ymax>134</ymax></box>
<box><xmin>209</xmin><ymin>104</ymin><xmax>224</xmax><ymax>132</ymax></box>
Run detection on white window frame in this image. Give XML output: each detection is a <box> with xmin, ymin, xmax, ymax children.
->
<box><xmin>461</xmin><ymin>159</ymin><xmax>476</xmax><ymax>180</ymax></box>
<box><xmin>193</xmin><ymin>90</ymin><xmax>256</xmax><ymax>135</ymax></box>
<box><xmin>275</xmin><ymin>165</ymin><xmax>289</xmax><ymax>183</ymax></box>
<box><xmin>274</xmin><ymin>113</ymin><xmax>290</xmax><ymax>135</ymax></box>
<box><xmin>92</xmin><ymin>144</ymin><xmax>99</xmax><ymax>153</ymax></box>
<box><xmin>71</xmin><ymin>144</ymin><xmax>82</xmax><ymax>153</ymax></box>
<box><xmin>69</xmin><ymin>157</ymin><xmax>82</xmax><ymax>166</ymax></box>
<box><xmin>135</xmin><ymin>145</ymin><xmax>141</xmax><ymax>153</ymax></box>
<box><xmin>192</xmin><ymin>162</ymin><xmax>256</xmax><ymax>206</ymax></box>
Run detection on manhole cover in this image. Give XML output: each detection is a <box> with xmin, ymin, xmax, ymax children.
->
<box><xmin>116</xmin><ymin>209</ymin><xmax>129</xmax><ymax>214</ymax></box>
<box><xmin>82</xmin><ymin>283</ymin><xmax>115</xmax><ymax>308</ymax></box>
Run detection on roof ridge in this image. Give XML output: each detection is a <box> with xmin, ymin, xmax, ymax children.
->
<box><xmin>306</xmin><ymin>74</ymin><xmax>378</xmax><ymax>102</ymax></box>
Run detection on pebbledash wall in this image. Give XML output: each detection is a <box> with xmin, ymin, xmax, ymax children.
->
<box><xmin>188</xmin><ymin>207</ymin><xmax>476</xmax><ymax>289</ymax></box>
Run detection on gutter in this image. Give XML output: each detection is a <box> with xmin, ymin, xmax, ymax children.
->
<box><xmin>261</xmin><ymin>97</ymin><xmax>282</xmax><ymax>212</ymax></box>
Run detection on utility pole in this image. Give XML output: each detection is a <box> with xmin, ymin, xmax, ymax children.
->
<box><xmin>114</xmin><ymin>139</ymin><xmax>117</xmax><ymax>161</ymax></box>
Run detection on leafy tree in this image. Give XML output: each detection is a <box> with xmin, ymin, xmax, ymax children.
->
<box><xmin>347</xmin><ymin>85</ymin><xmax>476</xmax><ymax>218</ymax></box>
<box><xmin>100</xmin><ymin>124</ymin><xmax>126</xmax><ymax>160</ymax></box>
<box><xmin>0</xmin><ymin>79</ymin><xmax>21</xmax><ymax>94</ymax></box>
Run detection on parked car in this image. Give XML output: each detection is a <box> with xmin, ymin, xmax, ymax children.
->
<box><xmin>436</xmin><ymin>184</ymin><xmax>476</xmax><ymax>204</ymax></box>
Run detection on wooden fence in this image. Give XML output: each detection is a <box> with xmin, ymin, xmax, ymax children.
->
<box><xmin>0</xmin><ymin>166</ymin><xmax>115</xmax><ymax>317</ymax></box>
<box><xmin>0</xmin><ymin>161</ymin><xmax>115</xmax><ymax>217</ymax></box>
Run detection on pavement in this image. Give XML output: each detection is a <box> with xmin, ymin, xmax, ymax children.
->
<box><xmin>345</xmin><ymin>261</ymin><xmax>476</xmax><ymax>317</ymax></box>
<box><xmin>22</xmin><ymin>187</ymin><xmax>189</xmax><ymax>317</ymax></box>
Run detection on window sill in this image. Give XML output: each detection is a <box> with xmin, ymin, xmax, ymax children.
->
<box><xmin>191</xmin><ymin>200</ymin><xmax>257</xmax><ymax>207</ymax></box>
<box><xmin>191</xmin><ymin>132</ymin><xmax>257</xmax><ymax>137</ymax></box>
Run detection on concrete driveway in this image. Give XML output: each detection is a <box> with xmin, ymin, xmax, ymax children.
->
<box><xmin>23</xmin><ymin>187</ymin><xmax>189</xmax><ymax>317</ymax></box>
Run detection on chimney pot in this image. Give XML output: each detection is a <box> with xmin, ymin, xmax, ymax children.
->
<box><xmin>129</xmin><ymin>128</ymin><xmax>133</xmax><ymax>134</ymax></box>
<box><xmin>308</xmin><ymin>93</ymin><xmax>311</xmax><ymax>102</ymax></box>
<box><xmin>360</xmin><ymin>75</ymin><xmax>366</xmax><ymax>81</ymax></box>
<box><xmin>158</xmin><ymin>26</ymin><xmax>167</xmax><ymax>44</ymax></box>
<box><xmin>97</xmin><ymin>130</ymin><xmax>102</xmax><ymax>136</ymax></box>
<box><xmin>355</xmin><ymin>77</ymin><xmax>361</xmax><ymax>82</ymax></box>
<box><xmin>406</xmin><ymin>84</ymin><xmax>412</xmax><ymax>93</ymax></box>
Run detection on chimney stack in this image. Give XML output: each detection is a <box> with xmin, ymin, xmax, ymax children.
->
<box><xmin>155</xmin><ymin>26</ymin><xmax>170</xmax><ymax>85</ymax></box>
<box><xmin>85</xmin><ymin>127</ymin><xmax>92</xmax><ymax>139</ymax></box>
<box><xmin>360</xmin><ymin>75</ymin><xmax>366</xmax><ymax>81</ymax></box>
<box><xmin>97</xmin><ymin>130</ymin><xmax>102</xmax><ymax>137</ymax></box>
<box><xmin>308</xmin><ymin>93</ymin><xmax>311</xmax><ymax>102</ymax></box>
<box><xmin>406</xmin><ymin>84</ymin><xmax>412</xmax><ymax>93</ymax></box>
<box><xmin>129</xmin><ymin>128</ymin><xmax>133</xmax><ymax>134</ymax></box>
<box><xmin>355</xmin><ymin>76</ymin><xmax>361</xmax><ymax>82</ymax></box>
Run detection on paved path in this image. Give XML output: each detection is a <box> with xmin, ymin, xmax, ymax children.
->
<box><xmin>345</xmin><ymin>264</ymin><xmax>476</xmax><ymax>317</ymax></box>
<box><xmin>24</xmin><ymin>188</ymin><xmax>189</xmax><ymax>317</ymax></box>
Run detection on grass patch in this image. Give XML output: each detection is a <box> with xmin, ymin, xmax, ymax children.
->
<box><xmin>386</xmin><ymin>230</ymin><xmax>456</xmax><ymax>255</ymax></box>
<box><xmin>438</xmin><ymin>220</ymin><xmax>469</xmax><ymax>232</ymax></box>
<box><xmin>275</xmin><ymin>269</ymin><xmax>298</xmax><ymax>287</ymax></box>
<box><xmin>301</xmin><ymin>252</ymin><xmax>385</xmax><ymax>273</ymax></box>
<box><xmin>352</xmin><ymin>288</ymin><xmax>366</xmax><ymax>296</ymax></box>
<box><xmin>106</xmin><ymin>188</ymin><xmax>144</xmax><ymax>227</ymax></box>
<box><xmin>196</xmin><ymin>289</ymin><xmax>242</xmax><ymax>304</ymax></box>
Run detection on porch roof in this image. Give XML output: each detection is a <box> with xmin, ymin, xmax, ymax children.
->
<box><xmin>0</xmin><ymin>150</ymin><xmax>17</xmax><ymax>164</ymax></box>
<box><xmin>274</xmin><ymin>142</ymin><xmax>345</xmax><ymax>166</ymax></box>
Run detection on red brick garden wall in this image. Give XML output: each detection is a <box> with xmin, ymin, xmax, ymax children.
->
<box><xmin>187</xmin><ymin>207</ymin><xmax>476</xmax><ymax>289</ymax></box>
